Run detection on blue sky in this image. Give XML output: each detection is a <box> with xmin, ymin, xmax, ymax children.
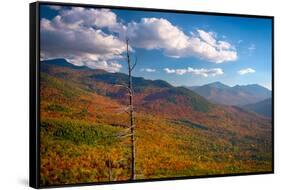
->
<box><xmin>40</xmin><ymin>5</ymin><xmax>272</xmax><ymax>89</ymax></box>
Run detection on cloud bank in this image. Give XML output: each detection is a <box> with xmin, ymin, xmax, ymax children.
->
<box><xmin>127</xmin><ymin>18</ymin><xmax>237</xmax><ymax>63</ymax></box>
<box><xmin>41</xmin><ymin>7</ymin><xmax>238</xmax><ymax>72</ymax></box>
<box><xmin>164</xmin><ymin>67</ymin><xmax>223</xmax><ymax>77</ymax></box>
<box><xmin>40</xmin><ymin>9</ymin><xmax>126</xmax><ymax>72</ymax></box>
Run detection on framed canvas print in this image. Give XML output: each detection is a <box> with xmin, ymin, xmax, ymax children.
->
<box><xmin>29</xmin><ymin>1</ymin><xmax>274</xmax><ymax>188</ymax></box>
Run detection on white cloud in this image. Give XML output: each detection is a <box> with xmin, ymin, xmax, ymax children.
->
<box><xmin>126</xmin><ymin>18</ymin><xmax>237</xmax><ymax>63</ymax></box>
<box><xmin>86</xmin><ymin>61</ymin><xmax>122</xmax><ymax>73</ymax></box>
<box><xmin>127</xmin><ymin>18</ymin><xmax>189</xmax><ymax>50</ymax></box>
<box><xmin>164</xmin><ymin>68</ymin><xmax>176</xmax><ymax>74</ymax></box>
<box><xmin>40</xmin><ymin>8</ymin><xmax>126</xmax><ymax>73</ymax></box>
<box><xmin>59</xmin><ymin>7</ymin><xmax>126</xmax><ymax>33</ymax></box>
<box><xmin>140</xmin><ymin>68</ymin><xmax>156</xmax><ymax>72</ymax></box>
<box><xmin>164</xmin><ymin>67</ymin><xmax>223</xmax><ymax>77</ymax></box>
<box><xmin>197</xmin><ymin>30</ymin><xmax>217</xmax><ymax>47</ymax></box>
<box><xmin>238</xmin><ymin>68</ymin><xmax>256</xmax><ymax>75</ymax></box>
<box><xmin>41</xmin><ymin>7</ymin><xmax>238</xmax><ymax>73</ymax></box>
<box><xmin>217</xmin><ymin>41</ymin><xmax>232</xmax><ymax>50</ymax></box>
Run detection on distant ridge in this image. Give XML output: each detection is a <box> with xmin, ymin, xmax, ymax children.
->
<box><xmin>243</xmin><ymin>98</ymin><xmax>272</xmax><ymax>117</ymax></box>
<box><xmin>187</xmin><ymin>81</ymin><xmax>271</xmax><ymax>106</ymax></box>
<box><xmin>41</xmin><ymin>58</ymin><xmax>89</xmax><ymax>70</ymax></box>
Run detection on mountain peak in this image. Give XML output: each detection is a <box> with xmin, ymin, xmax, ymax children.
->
<box><xmin>41</xmin><ymin>58</ymin><xmax>89</xmax><ymax>70</ymax></box>
<box><xmin>205</xmin><ymin>81</ymin><xmax>229</xmax><ymax>89</ymax></box>
<box><xmin>42</xmin><ymin>58</ymin><xmax>72</xmax><ymax>66</ymax></box>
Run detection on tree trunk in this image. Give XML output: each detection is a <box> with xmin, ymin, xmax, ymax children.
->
<box><xmin>126</xmin><ymin>39</ymin><xmax>136</xmax><ymax>180</ymax></box>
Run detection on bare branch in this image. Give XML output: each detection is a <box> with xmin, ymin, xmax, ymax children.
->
<box><xmin>131</xmin><ymin>56</ymin><xmax>137</xmax><ymax>71</ymax></box>
<box><xmin>119</xmin><ymin>133</ymin><xmax>133</xmax><ymax>138</ymax></box>
<box><xmin>116</xmin><ymin>128</ymin><xmax>132</xmax><ymax>136</ymax></box>
<box><xmin>114</xmin><ymin>84</ymin><xmax>132</xmax><ymax>93</ymax></box>
<box><xmin>114</xmin><ymin>106</ymin><xmax>130</xmax><ymax>115</ymax></box>
<box><xmin>114</xmin><ymin>133</ymin><xmax>133</xmax><ymax>138</ymax></box>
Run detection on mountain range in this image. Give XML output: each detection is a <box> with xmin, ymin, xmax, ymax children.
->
<box><xmin>42</xmin><ymin>59</ymin><xmax>272</xmax><ymax>117</ymax></box>
<box><xmin>187</xmin><ymin>81</ymin><xmax>271</xmax><ymax>106</ymax></box>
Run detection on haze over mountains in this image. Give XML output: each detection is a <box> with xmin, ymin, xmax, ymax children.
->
<box><xmin>187</xmin><ymin>81</ymin><xmax>271</xmax><ymax>106</ymax></box>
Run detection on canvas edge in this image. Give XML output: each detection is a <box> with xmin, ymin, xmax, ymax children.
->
<box><xmin>30</xmin><ymin>2</ymin><xmax>40</xmax><ymax>189</ymax></box>
<box><xmin>29</xmin><ymin>1</ymin><xmax>275</xmax><ymax>189</ymax></box>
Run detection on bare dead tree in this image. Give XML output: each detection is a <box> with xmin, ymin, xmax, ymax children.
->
<box><xmin>110</xmin><ymin>39</ymin><xmax>137</xmax><ymax>180</ymax></box>
<box><xmin>126</xmin><ymin>39</ymin><xmax>137</xmax><ymax>180</ymax></box>
<box><xmin>117</xmin><ymin>39</ymin><xmax>137</xmax><ymax>180</ymax></box>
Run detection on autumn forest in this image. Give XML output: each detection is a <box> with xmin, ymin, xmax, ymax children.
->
<box><xmin>39</xmin><ymin>58</ymin><xmax>272</xmax><ymax>186</ymax></box>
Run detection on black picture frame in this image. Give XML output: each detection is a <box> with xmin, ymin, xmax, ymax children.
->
<box><xmin>30</xmin><ymin>1</ymin><xmax>274</xmax><ymax>189</ymax></box>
